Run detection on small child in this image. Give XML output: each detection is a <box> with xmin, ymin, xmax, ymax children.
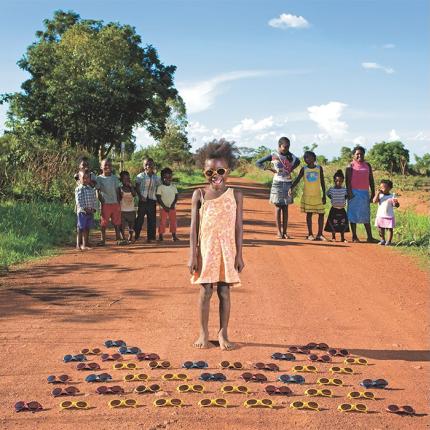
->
<box><xmin>74</xmin><ymin>156</ymin><xmax>97</xmax><ymax>187</ymax></box>
<box><xmin>189</xmin><ymin>141</ymin><xmax>244</xmax><ymax>351</ymax></box>
<box><xmin>95</xmin><ymin>158</ymin><xmax>122</xmax><ymax>245</ymax></box>
<box><xmin>119</xmin><ymin>171</ymin><xmax>137</xmax><ymax>243</ymax></box>
<box><xmin>324</xmin><ymin>170</ymin><xmax>350</xmax><ymax>242</ymax></box>
<box><xmin>75</xmin><ymin>170</ymin><xmax>97</xmax><ymax>250</ymax></box>
<box><xmin>156</xmin><ymin>167</ymin><xmax>179</xmax><ymax>242</ymax></box>
<box><xmin>373</xmin><ymin>179</ymin><xmax>400</xmax><ymax>246</ymax></box>
<box><xmin>290</xmin><ymin>151</ymin><xmax>326</xmax><ymax>241</ymax></box>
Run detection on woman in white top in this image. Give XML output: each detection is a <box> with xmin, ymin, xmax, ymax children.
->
<box><xmin>255</xmin><ymin>137</ymin><xmax>300</xmax><ymax>239</ymax></box>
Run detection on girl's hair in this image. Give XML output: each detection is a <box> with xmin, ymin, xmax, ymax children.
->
<box><xmin>333</xmin><ymin>169</ymin><xmax>344</xmax><ymax>180</ymax></box>
<box><xmin>195</xmin><ymin>139</ymin><xmax>239</xmax><ymax>169</ymax></box>
<box><xmin>353</xmin><ymin>145</ymin><xmax>366</xmax><ymax>154</ymax></box>
<box><xmin>119</xmin><ymin>170</ymin><xmax>130</xmax><ymax>180</ymax></box>
<box><xmin>161</xmin><ymin>167</ymin><xmax>173</xmax><ymax>177</ymax></box>
<box><xmin>78</xmin><ymin>156</ymin><xmax>89</xmax><ymax>164</ymax></box>
<box><xmin>380</xmin><ymin>179</ymin><xmax>393</xmax><ymax>189</ymax></box>
<box><xmin>304</xmin><ymin>150</ymin><xmax>316</xmax><ymax>161</ymax></box>
<box><xmin>278</xmin><ymin>136</ymin><xmax>290</xmax><ymax>147</ymax></box>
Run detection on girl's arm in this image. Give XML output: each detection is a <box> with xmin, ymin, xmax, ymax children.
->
<box><xmin>292</xmin><ymin>155</ymin><xmax>301</xmax><ymax>170</ymax></box>
<box><xmin>319</xmin><ymin>166</ymin><xmax>326</xmax><ymax>204</ymax></box>
<box><xmin>368</xmin><ymin>162</ymin><xmax>375</xmax><ymax>201</ymax></box>
<box><xmin>373</xmin><ymin>192</ymin><xmax>380</xmax><ymax>204</ymax></box>
<box><xmin>291</xmin><ymin>167</ymin><xmax>304</xmax><ymax>189</ymax></box>
<box><xmin>234</xmin><ymin>189</ymin><xmax>245</xmax><ymax>273</ymax></box>
<box><xmin>171</xmin><ymin>193</ymin><xmax>179</xmax><ymax>209</ymax></box>
<box><xmin>345</xmin><ymin>166</ymin><xmax>353</xmax><ymax>199</ymax></box>
<box><xmin>188</xmin><ymin>189</ymin><xmax>201</xmax><ymax>274</ymax></box>
<box><xmin>255</xmin><ymin>153</ymin><xmax>272</xmax><ymax>170</ymax></box>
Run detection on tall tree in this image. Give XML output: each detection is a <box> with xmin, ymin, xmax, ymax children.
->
<box><xmin>367</xmin><ymin>141</ymin><xmax>410</xmax><ymax>175</ymax></box>
<box><xmin>2</xmin><ymin>10</ymin><xmax>180</xmax><ymax>159</ymax></box>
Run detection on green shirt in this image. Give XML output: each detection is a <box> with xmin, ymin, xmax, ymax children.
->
<box><xmin>156</xmin><ymin>184</ymin><xmax>178</xmax><ymax>207</ymax></box>
<box><xmin>96</xmin><ymin>174</ymin><xmax>120</xmax><ymax>204</ymax></box>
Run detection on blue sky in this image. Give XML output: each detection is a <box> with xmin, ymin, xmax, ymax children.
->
<box><xmin>1</xmin><ymin>0</ymin><xmax>429</xmax><ymax>158</ymax></box>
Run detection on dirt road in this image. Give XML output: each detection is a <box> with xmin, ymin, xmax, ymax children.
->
<box><xmin>0</xmin><ymin>178</ymin><xmax>428</xmax><ymax>429</ymax></box>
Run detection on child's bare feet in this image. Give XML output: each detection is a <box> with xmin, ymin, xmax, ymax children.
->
<box><xmin>81</xmin><ymin>246</ymin><xmax>92</xmax><ymax>251</ymax></box>
<box><xmin>218</xmin><ymin>329</ymin><xmax>234</xmax><ymax>351</ymax></box>
<box><xmin>193</xmin><ymin>332</ymin><xmax>210</xmax><ymax>349</ymax></box>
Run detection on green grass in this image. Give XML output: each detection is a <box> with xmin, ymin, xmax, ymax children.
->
<box><xmin>0</xmin><ymin>200</ymin><xmax>76</xmax><ymax>268</ymax></box>
<box><xmin>173</xmin><ymin>169</ymin><xmax>205</xmax><ymax>191</ymax></box>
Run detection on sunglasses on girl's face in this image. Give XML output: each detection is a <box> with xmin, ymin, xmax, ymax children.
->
<box><xmin>204</xmin><ymin>168</ymin><xmax>227</xmax><ymax>178</ymax></box>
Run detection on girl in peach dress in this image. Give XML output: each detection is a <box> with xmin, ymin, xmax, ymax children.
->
<box><xmin>188</xmin><ymin>141</ymin><xmax>244</xmax><ymax>350</ymax></box>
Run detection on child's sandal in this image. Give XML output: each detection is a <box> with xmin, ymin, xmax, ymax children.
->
<box><xmin>306</xmin><ymin>235</ymin><xmax>315</xmax><ymax>241</ymax></box>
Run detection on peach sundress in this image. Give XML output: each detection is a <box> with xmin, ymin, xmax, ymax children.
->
<box><xmin>191</xmin><ymin>187</ymin><xmax>240</xmax><ymax>286</ymax></box>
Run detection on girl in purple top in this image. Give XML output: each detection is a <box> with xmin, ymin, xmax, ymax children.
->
<box><xmin>345</xmin><ymin>146</ymin><xmax>377</xmax><ymax>243</ymax></box>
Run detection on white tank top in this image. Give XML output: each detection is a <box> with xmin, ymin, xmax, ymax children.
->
<box><xmin>120</xmin><ymin>191</ymin><xmax>135</xmax><ymax>212</ymax></box>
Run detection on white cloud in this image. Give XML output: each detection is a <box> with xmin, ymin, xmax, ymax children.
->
<box><xmin>382</xmin><ymin>43</ymin><xmax>395</xmax><ymax>49</ymax></box>
<box><xmin>307</xmin><ymin>101</ymin><xmax>348</xmax><ymax>137</ymax></box>
<box><xmin>353</xmin><ymin>136</ymin><xmax>366</xmax><ymax>146</ymax></box>
<box><xmin>388</xmin><ymin>129</ymin><xmax>400</xmax><ymax>141</ymax></box>
<box><xmin>269</xmin><ymin>13</ymin><xmax>310</xmax><ymax>29</ymax></box>
<box><xmin>361</xmin><ymin>62</ymin><xmax>395</xmax><ymax>74</ymax></box>
<box><xmin>412</xmin><ymin>131</ymin><xmax>430</xmax><ymax>141</ymax></box>
<box><xmin>231</xmin><ymin>116</ymin><xmax>274</xmax><ymax>134</ymax></box>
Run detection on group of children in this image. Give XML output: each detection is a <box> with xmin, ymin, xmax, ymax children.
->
<box><xmin>74</xmin><ymin>157</ymin><xmax>179</xmax><ymax>250</ymax></box>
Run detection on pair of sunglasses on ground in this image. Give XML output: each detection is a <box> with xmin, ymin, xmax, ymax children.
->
<box><xmin>162</xmin><ymin>373</ymin><xmax>189</xmax><ymax>381</ymax></box>
<box><xmin>182</xmin><ymin>360</ymin><xmax>208</xmax><ymax>369</ymax></box>
<box><xmin>47</xmin><ymin>374</ymin><xmax>70</xmax><ymax>384</ymax></box>
<box><xmin>85</xmin><ymin>373</ymin><xmax>112</xmax><ymax>383</ymax></box>
<box><xmin>329</xmin><ymin>366</ymin><xmax>354</xmax><ymax>374</ymax></box>
<box><xmin>119</xmin><ymin>346</ymin><xmax>141</xmax><ymax>355</ymax></box>
<box><xmin>386</xmin><ymin>404</ymin><xmax>415</xmax><ymax>415</ymax></box>
<box><xmin>104</xmin><ymin>340</ymin><xmax>126</xmax><ymax>348</ymax></box>
<box><xmin>240</xmin><ymin>372</ymin><xmax>267</xmax><ymax>383</ymax></box>
<box><xmin>305</xmin><ymin>342</ymin><xmax>329</xmax><ymax>350</ymax></box>
<box><xmin>135</xmin><ymin>384</ymin><xmax>161</xmax><ymax>394</ymax></box>
<box><xmin>305</xmin><ymin>388</ymin><xmax>333</xmax><ymax>397</ymax></box>
<box><xmin>198</xmin><ymin>398</ymin><xmax>228</xmax><ymax>408</ymax></box>
<box><xmin>101</xmin><ymin>353</ymin><xmax>123</xmax><ymax>362</ymax></box>
<box><xmin>292</xmin><ymin>365</ymin><xmax>318</xmax><ymax>373</ymax></box>
<box><xmin>199</xmin><ymin>372</ymin><xmax>226</xmax><ymax>382</ymax></box>
<box><xmin>244</xmin><ymin>399</ymin><xmax>274</xmax><ymax>408</ymax></box>
<box><xmin>124</xmin><ymin>373</ymin><xmax>149</xmax><ymax>382</ymax></box>
<box><xmin>253</xmin><ymin>362</ymin><xmax>279</xmax><ymax>371</ymax></box>
<box><xmin>60</xmin><ymin>400</ymin><xmax>89</xmax><ymax>410</ymax></box>
<box><xmin>203</xmin><ymin>168</ymin><xmax>228</xmax><ymax>178</ymax></box>
<box><xmin>52</xmin><ymin>386</ymin><xmax>80</xmax><ymax>397</ymax></box>
<box><xmin>344</xmin><ymin>357</ymin><xmax>368</xmax><ymax>365</ymax></box>
<box><xmin>80</xmin><ymin>348</ymin><xmax>101</xmax><ymax>355</ymax></box>
<box><xmin>15</xmin><ymin>401</ymin><xmax>43</xmax><ymax>413</ymax></box>
<box><xmin>113</xmin><ymin>362</ymin><xmax>137</xmax><ymax>370</ymax></box>
<box><xmin>96</xmin><ymin>385</ymin><xmax>124</xmax><ymax>395</ymax></box>
<box><xmin>77</xmin><ymin>362</ymin><xmax>100</xmax><ymax>371</ymax></box>
<box><xmin>347</xmin><ymin>391</ymin><xmax>375</xmax><ymax>400</ymax></box>
<box><xmin>277</xmin><ymin>374</ymin><xmax>305</xmax><ymax>384</ymax></box>
<box><xmin>63</xmin><ymin>354</ymin><xmax>86</xmax><ymax>363</ymax></box>
<box><xmin>265</xmin><ymin>385</ymin><xmax>292</xmax><ymax>396</ymax></box>
<box><xmin>108</xmin><ymin>399</ymin><xmax>137</xmax><ymax>408</ymax></box>
<box><xmin>136</xmin><ymin>353</ymin><xmax>160</xmax><ymax>361</ymax></box>
<box><xmin>338</xmin><ymin>403</ymin><xmax>367</xmax><ymax>413</ymax></box>
<box><xmin>308</xmin><ymin>354</ymin><xmax>331</xmax><ymax>363</ymax></box>
<box><xmin>290</xmin><ymin>400</ymin><xmax>319</xmax><ymax>411</ymax></box>
<box><xmin>288</xmin><ymin>346</ymin><xmax>312</xmax><ymax>354</ymax></box>
<box><xmin>360</xmin><ymin>378</ymin><xmax>388</xmax><ymax>389</ymax></box>
<box><xmin>221</xmin><ymin>385</ymin><xmax>250</xmax><ymax>394</ymax></box>
<box><xmin>271</xmin><ymin>352</ymin><xmax>296</xmax><ymax>361</ymax></box>
<box><xmin>149</xmin><ymin>360</ymin><xmax>171</xmax><ymax>369</ymax></box>
<box><xmin>153</xmin><ymin>398</ymin><xmax>183</xmax><ymax>407</ymax></box>
<box><xmin>317</xmin><ymin>377</ymin><xmax>343</xmax><ymax>386</ymax></box>
<box><xmin>177</xmin><ymin>384</ymin><xmax>205</xmax><ymax>393</ymax></box>
<box><xmin>328</xmin><ymin>348</ymin><xmax>349</xmax><ymax>357</ymax></box>
<box><xmin>219</xmin><ymin>361</ymin><xmax>243</xmax><ymax>369</ymax></box>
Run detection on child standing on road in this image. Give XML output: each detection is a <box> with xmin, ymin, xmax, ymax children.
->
<box><xmin>156</xmin><ymin>167</ymin><xmax>179</xmax><ymax>242</ymax></box>
<box><xmin>75</xmin><ymin>170</ymin><xmax>97</xmax><ymax>250</ymax></box>
<box><xmin>189</xmin><ymin>141</ymin><xmax>244</xmax><ymax>351</ymax></box>
<box><xmin>74</xmin><ymin>156</ymin><xmax>97</xmax><ymax>187</ymax></box>
<box><xmin>290</xmin><ymin>151</ymin><xmax>326</xmax><ymax>241</ymax></box>
<box><xmin>324</xmin><ymin>170</ymin><xmax>350</xmax><ymax>242</ymax></box>
<box><xmin>96</xmin><ymin>158</ymin><xmax>122</xmax><ymax>245</ymax></box>
<box><xmin>119</xmin><ymin>171</ymin><xmax>137</xmax><ymax>243</ymax></box>
<box><xmin>373</xmin><ymin>179</ymin><xmax>400</xmax><ymax>246</ymax></box>
<box><xmin>135</xmin><ymin>158</ymin><xmax>161</xmax><ymax>243</ymax></box>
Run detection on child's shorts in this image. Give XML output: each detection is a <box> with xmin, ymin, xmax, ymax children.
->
<box><xmin>375</xmin><ymin>216</ymin><xmax>395</xmax><ymax>229</ymax></box>
<box><xmin>77</xmin><ymin>212</ymin><xmax>94</xmax><ymax>230</ymax></box>
<box><xmin>121</xmin><ymin>211</ymin><xmax>136</xmax><ymax>231</ymax></box>
<box><xmin>101</xmin><ymin>203</ymin><xmax>121</xmax><ymax>227</ymax></box>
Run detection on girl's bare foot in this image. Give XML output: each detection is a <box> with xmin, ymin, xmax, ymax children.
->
<box><xmin>193</xmin><ymin>333</ymin><xmax>210</xmax><ymax>349</ymax></box>
<box><xmin>218</xmin><ymin>330</ymin><xmax>234</xmax><ymax>351</ymax></box>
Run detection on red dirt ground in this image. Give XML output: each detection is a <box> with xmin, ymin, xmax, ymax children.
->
<box><xmin>0</xmin><ymin>178</ymin><xmax>429</xmax><ymax>430</ymax></box>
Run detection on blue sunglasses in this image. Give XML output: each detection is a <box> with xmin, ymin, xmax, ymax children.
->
<box><xmin>118</xmin><ymin>346</ymin><xmax>141</xmax><ymax>355</ymax></box>
<box><xmin>63</xmin><ymin>354</ymin><xmax>86</xmax><ymax>363</ymax></box>
<box><xmin>104</xmin><ymin>340</ymin><xmax>126</xmax><ymax>348</ymax></box>
<box><xmin>277</xmin><ymin>374</ymin><xmax>305</xmax><ymax>384</ymax></box>
<box><xmin>182</xmin><ymin>361</ymin><xmax>208</xmax><ymax>369</ymax></box>
<box><xmin>85</xmin><ymin>373</ymin><xmax>112</xmax><ymax>383</ymax></box>
<box><xmin>199</xmin><ymin>372</ymin><xmax>226</xmax><ymax>382</ymax></box>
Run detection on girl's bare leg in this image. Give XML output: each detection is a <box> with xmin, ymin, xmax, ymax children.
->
<box><xmin>76</xmin><ymin>229</ymin><xmax>82</xmax><ymax>250</ymax></box>
<box><xmin>306</xmin><ymin>213</ymin><xmax>313</xmax><ymax>237</ymax></box>
<box><xmin>217</xmin><ymin>283</ymin><xmax>233</xmax><ymax>350</ymax></box>
<box><xmin>386</xmin><ymin>228</ymin><xmax>393</xmax><ymax>243</ymax></box>
<box><xmin>194</xmin><ymin>284</ymin><xmax>213</xmax><ymax>348</ymax></box>
<box><xmin>275</xmin><ymin>206</ymin><xmax>282</xmax><ymax>237</ymax></box>
<box><xmin>282</xmin><ymin>206</ymin><xmax>289</xmax><ymax>237</ymax></box>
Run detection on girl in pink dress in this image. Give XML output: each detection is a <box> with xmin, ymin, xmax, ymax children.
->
<box><xmin>188</xmin><ymin>141</ymin><xmax>244</xmax><ymax>351</ymax></box>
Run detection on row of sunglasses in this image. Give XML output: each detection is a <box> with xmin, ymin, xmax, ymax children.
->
<box><xmin>14</xmin><ymin>398</ymin><xmax>416</xmax><ymax>414</ymax></box>
<box><xmin>47</xmin><ymin>372</ymin><xmax>389</xmax><ymax>388</ymax></box>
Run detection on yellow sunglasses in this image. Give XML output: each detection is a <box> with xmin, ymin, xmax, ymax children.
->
<box><xmin>124</xmin><ymin>373</ymin><xmax>149</xmax><ymax>382</ymax></box>
<box><xmin>290</xmin><ymin>400</ymin><xmax>320</xmax><ymax>411</ymax></box>
<box><xmin>162</xmin><ymin>373</ymin><xmax>189</xmax><ymax>381</ymax></box>
<box><xmin>292</xmin><ymin>365</ymin><xmax>318</xmax><ymax>373</ymax></box>
<box><xmin>347</xmin><ymin>391</ymin><xmax>375</xmax><ymax>400</ymax></box>
<box><xmin>244</xmin><ymin>398</ymin><xmax>274</xmax><ymax>408</ymax></box>
<box><xmin>344</xmin><ymin>357</ymin><xmax>368</xmax><ymax>365</ymax></box>
<box><xmin>153</xmin><ymin>398</ymin><xmax>183</xmax><ymax>407</ymax></box>
<box><xmin>108</xmin><ymin>399</ymin><xmax>138</xmax><ymax>408</ymax></box>
<box><xmin>305</xmin><ymin>388</ymin><xmax>333</xmax><ymax>398</ymax></box>
<box><xmin>60</xmin><ymin>400</ymin><xmax>89</xmax><ymax>410</ymax></box>
<box><xmin>177</xmin><ymin>384</ymin><xmax>204</xmax><ymax>393</ymax></box>
<box><xmin>198</xmin><ymin>398</ymin><xmax>228</xmax><ymax>408</ymax></box>
<box><xmin>338</xmin><ymin>403</ymin><xmax>368</xmax><ymax>413</ymax></box>
<box><xmin>317</xmin><ymin>377</ymin><xmax>343</xmax><ymax>386</ymax></box>
<box><xmin>221</xmin><ymin>385</ymin><xmax>250</xmax><ymax>394</ymax></box>
<box><xmin>113</xmin><ymin>362</ymin><xmax>137</xmax><ymax>370</ymax></box>
<box><xmin>329</xmin><ymin>366</ymin><xmax>354</xmax><ymax>375</ymax></box>
<box><xmin>135</xmin><ymin>384</ymin><xmax>161</xmax><ymax>394</ymax></box>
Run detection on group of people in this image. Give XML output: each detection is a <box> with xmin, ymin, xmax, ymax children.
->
<box><xmin>256</xmin><ymin>137</ymin><xmax>400</xmax><ymax>245</ymax></box>
<box><xmin>74</xmin><ymin>157</ymin><xmax>179</xmax><ymax>250</ymax></box>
